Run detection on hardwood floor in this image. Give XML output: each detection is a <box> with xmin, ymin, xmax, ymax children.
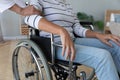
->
<box><xmin>0</xmin><ymin>40</ymin><xmax>94</xmax><ymax>80</ymax></box>
<box><xmin>0</xmin><ymin>40</ymin><xmax>18</xmax><ymax>80</ymax></box>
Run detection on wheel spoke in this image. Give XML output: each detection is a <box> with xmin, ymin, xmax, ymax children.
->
<box><xmin>12</xmin><ymin>40</ymin><xmax>52</xmax><ymax>80</ymax></box>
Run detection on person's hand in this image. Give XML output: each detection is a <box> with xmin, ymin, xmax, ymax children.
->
<box><xmin>96</xmin><ymin>33</ymin><xmax>120</xmax><ymax>47</ymax></box>
<box><xmin>60</xmin><ymin>29</ymin><xmax>76</xmax><ymax>61</ymax></box>
<box><xmin>37</xmin><ymin>18</ymin><xmax>76</xmax><ymax>61</ymax></box>
<box><xmin>20</xmin><ymin>5</ymin><xmax>42</xmax><ymax>16</ymax></box>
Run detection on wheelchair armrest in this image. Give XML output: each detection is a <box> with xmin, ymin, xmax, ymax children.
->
<box><xmin>80</xmin><ymin>21</ymin><xmax>94</xmax><ymax>31</ymax></box>
<box><xmin>50</xmin><ymin>34</ymin><xmax>62</xmax><ymax>47</ymax></box>
<box><xmin>80</xmin><ymin>21</ymin><xmax>93</xmax><ymax>25</ymax></box>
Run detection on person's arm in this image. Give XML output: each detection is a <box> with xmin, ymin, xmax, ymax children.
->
<box><xmin>73</xmin><ymin>12</ymin><xmax>120</xmax><ymax>47</ymax></box>
<box><xmin>38</xmin><ymin>18</ymin><xmax>76</xmax><ymax>61</ymax></box>
<box><xmin>9</xmin><ymin>4</ymin><xmax>41</xmax><ymax>16</ymax></box>
<box><xmin>23</xmin><ymin>0</ymin><xmax>76</xmax><ymax>61</ymax></box>
<box><xmin>86</xmin><ymin>30</ymin><xmax>120</xmax><ymax>47</ymax></box>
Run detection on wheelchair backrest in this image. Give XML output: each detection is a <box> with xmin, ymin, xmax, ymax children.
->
<box><xmin>29</xmin><ymin>28</ymin><xmax>52</xmax><ymax>62</ymax></box>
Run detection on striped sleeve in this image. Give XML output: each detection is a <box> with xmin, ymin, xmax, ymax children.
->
<box><xmin>24</xmin><ymin>15</ymin><xmax>43</xmax><ymax>29</ymax></box>
<box><xmin>73</xmin><ymin>14</ymin><xmax>88</xmax><ymax>37</ymax></box>
<box><xmin>24</xmin><ymin>0</ymin><xmax>43</xmax><ymax>29</ymax></box>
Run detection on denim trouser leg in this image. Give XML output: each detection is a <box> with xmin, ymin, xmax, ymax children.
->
<box><xmin>55</xmin><ymin>38</ymin><xmax>120</xmax><ymax>80</ymax></box>
<box><xmin>74</xmin><ymin>38</ymin><xmax>120</xmax><ymax>73</ymax></box>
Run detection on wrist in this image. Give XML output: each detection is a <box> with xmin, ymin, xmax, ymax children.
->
<box><xmin>19</xmin><ymin>8</ymin><xmax>25</xmax><ymax>16</ymax></box>
<box><xmin>14</xmin><ymin>6</ymin><xmax>25</xmax><ymax>16</ymax></box>
<box><xmin>59</xmin><ymin>28</ymin><xmax>65</xmax><ymax>36</ymax></box>
<box><xmin>59</xmin><ymin>27</ymin><xmax>69</xmax><ymax>37</ymax></box>
<box><xmin>9</xmin><ymin>4</ymin><xmax>24</xmax><ymax>15</ymax></box>
<box><xmin>95</xmin><ymin>32</ymin><xmax>101</xmax><ymax>38</ymax></box>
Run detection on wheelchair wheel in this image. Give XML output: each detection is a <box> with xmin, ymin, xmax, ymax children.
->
<box><xmin>12</xmin><ymin>40</ymin><xmax>52</xmax><ymax>80</ymax></box>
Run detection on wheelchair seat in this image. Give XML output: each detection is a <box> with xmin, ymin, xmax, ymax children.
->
<box><xmin>30</xmin><ymin>35</ymin><xmax>52</xmax><ymax>62</ymax></box>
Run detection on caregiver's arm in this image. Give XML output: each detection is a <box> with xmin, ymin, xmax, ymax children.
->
<box><xmin>9</xmin><ymin>4</ymin><xmax>41</xmax><ymax>16</ymax></box>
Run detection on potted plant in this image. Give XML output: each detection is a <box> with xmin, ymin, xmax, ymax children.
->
<box><xmin>77</xmin><ymin>12</ymin><xmax>104</xmax><ymax>31</ymax></box>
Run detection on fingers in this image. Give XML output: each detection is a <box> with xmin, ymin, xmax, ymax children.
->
<box><xmin>60</xmin><ymin>29</ymin><xmax>76</xmax><ymax>61</ymax></box>
<box><xmin>62</xmin><ymin>44</ymin><xmax>75</xmax><ymax>61</ymax></box>
<box><xmin>103</xmin><ymin>34</ymin><xmax>120</xmax><ymax>47</ymax></box>
<box><xmin>104</xmin><ymin>40</ymin><xmax>112</xmax><ymax>47</ymax></box>
<box><xmin>24</xmin><ymin>5</ymin><xmax>41</xmax><ymax>16</ymax></box>
<box><xmin>107</xmin><ymin>35</ymin><xmax>120</xmax><ymax>46</ymax></box>
<box><xmin>30</xmin><ymin>5</ymin><xmax>42</xmax><ymax>15</ymax></box>
<box><xmin>110</xmin><ymin>37</ymin><xmax>120</xmax><ymax>46</ymax></box>
<box><xmin>112</xmin><ymin>35</ymin><xmax>120</xmax><ymax>46</ymax></box>
<box><xmin>61</xmin><ymin>40</ymin><xmax>75</xmax><ymax>61</ymax></box>
<box><xmin>65</xmin><ymin>47</ymin><xmax>71</xmax><ymax>60</ymax></box>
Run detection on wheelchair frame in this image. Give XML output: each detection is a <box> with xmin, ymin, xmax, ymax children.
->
<box><xmin>12</xmin><ymin>22</ymin><xmax>96</xmax><ymax>80</ymax></box>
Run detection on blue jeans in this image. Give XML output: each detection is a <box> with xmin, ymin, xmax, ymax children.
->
<box><xmin>55</xmin><ymin>38</ymin><xmax>120</xmax><ymax>80</ymax></box>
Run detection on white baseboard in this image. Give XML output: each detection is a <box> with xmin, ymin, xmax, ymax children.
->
<box><xmin>3</xmin><ymin>35</ymin><xmax>28</xmax><ymax>40</ymax></box>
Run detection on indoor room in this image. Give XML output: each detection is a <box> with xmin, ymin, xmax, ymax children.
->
<box><xmin>0</xmin><ymin>0</ymin><xmax>120</xmax><ymax>80</ymax></box>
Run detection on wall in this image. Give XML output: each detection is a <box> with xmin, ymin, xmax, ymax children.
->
<box><xmin>0</xmin><ymin>0</ymin><xmax>29</xmax><ymax>40</ymax></box>
<box><xmin>0</xmin><ymin>14</ymin><xmax>3</xmax><ymax>41</ymax></box>
<box><xmin>69</xmin><ymin>0</ymin><xmax>120</xmax><ymax>20</ymax></box>
<box><xmin>1</xmin><ymin>0</ymin><xmax>120</xmax><ymax>40</ymax></box>
<box><xmin>1</xmin><ymin>10</ymin><xmax>24</xmax><ymax>40</ymax></box>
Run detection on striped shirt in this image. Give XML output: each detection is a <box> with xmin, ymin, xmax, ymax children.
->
<box><xmin>25</xmin><ymin>0</ymin><xmax>88</xmax><ymax>43</ymax></box>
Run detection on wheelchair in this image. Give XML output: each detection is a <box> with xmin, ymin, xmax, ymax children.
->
<box><xmin>12</xmin><ymin>22</ymin><xmax>96</xmax><ymax>80</ymax></box>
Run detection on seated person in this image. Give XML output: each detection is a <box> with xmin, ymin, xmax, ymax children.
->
<box><xmin>1</xmin><ymin>0</ymin><xmax>120</xmax><ymax>80</ymax></box>
<box><xmin>24</xmin><ymin>0</ymin><xmax>120</xmax><ymax>80</ymax></box>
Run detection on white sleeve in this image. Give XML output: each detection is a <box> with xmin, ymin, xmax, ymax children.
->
<box><xmin>0</xmin><ymin>0</ymin><xmax>26</xmax><ymax>13</ymax></box>
<box><xmin>0</xmin><ymin>0</ymin><xmax>15</xmax><ymax>13</ymax></box>
<box><xmin>14</xmin><ymin>0</ymin><xmax>26</xmax><ymax>8</ymax></box>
